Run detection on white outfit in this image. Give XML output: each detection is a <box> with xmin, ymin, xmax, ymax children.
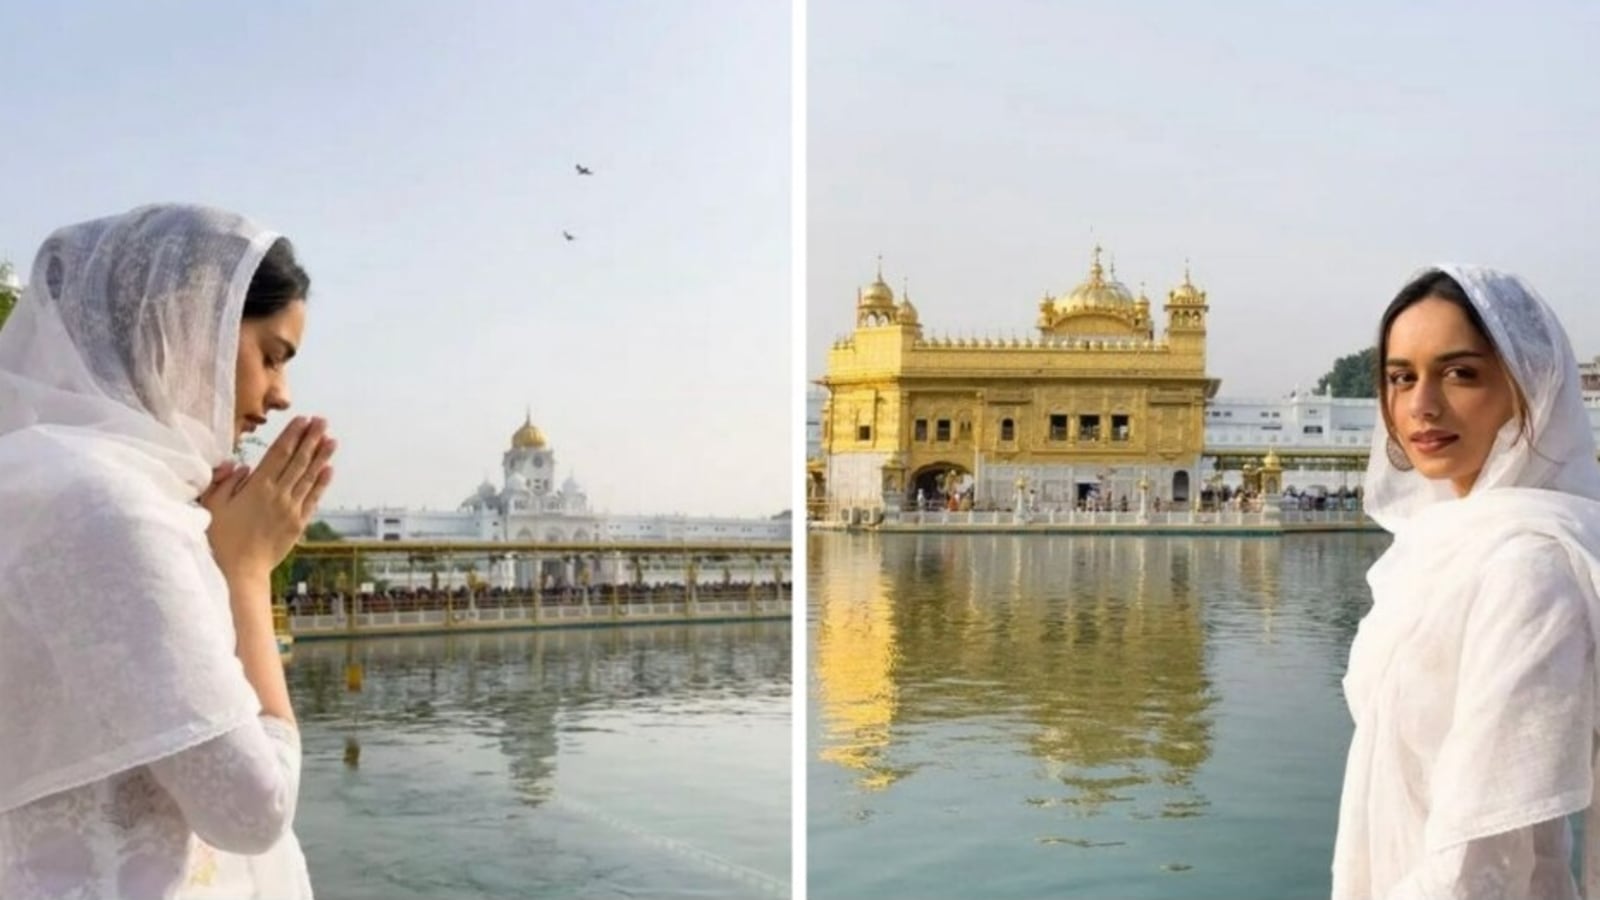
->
<box><xmin>0</xmin><ymin>206</ymin><xmax>313</xmax><ymax>898</ymax></box>
<box><xmin>0</xmin><ymin>717</ymin><xmax>308</xmax><ymax>899</ymax></box>
<box><xmin>1333</xmin><ymin>265</ymin><xmax>1600</xmax><ymax>899</ymax></box>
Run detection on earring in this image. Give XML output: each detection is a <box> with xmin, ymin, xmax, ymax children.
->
<box><xmin>1386</xmin><ymin>435</ymin><xmax>1414</xmax><ymax>472</ymax></box>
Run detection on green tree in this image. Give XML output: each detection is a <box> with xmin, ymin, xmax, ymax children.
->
<box><xmin>0</xmin><ymin>261</ymin><xmax>18</xmax><ymax>331</ymax></box>
<box><xmin>304</xmin><ymin>521</ymin><xmax>343</xmax><ymax>542</ymax></box>
<box><xmin>1315</xmin><ymin>346</ymin><xmax>1378</xmax><ymax>398</ymax></box>
<box><xmin>272</xmin><ymin>520</ymin><xmax>379</xmax><ymax>598</ymax></box>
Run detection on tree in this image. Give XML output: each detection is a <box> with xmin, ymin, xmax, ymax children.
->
<box><xmin>0</xmin><ymin>261</ymin><xmax>18</xmax><ymax>331</ymax></box>
<box><xmin>304</xmin><ymin>521</ymin><xmax>343</xmax><ymax>542</ymax></box>
<box><xmin>272</xmin><ymin>519</ymin><xmax>380</xmax><ymax>598</ymax></box>
<box><xmin>1315</xmin><ymin>346</ymin><xmax>1378</xmax><ymax>398</ymax></box>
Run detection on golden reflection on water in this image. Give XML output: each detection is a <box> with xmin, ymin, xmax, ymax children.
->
<box><xmin>812</xmin><ymin>536</ymin><xmax>904</xmax><ymax>791</ymax></box>
<box><xmin>812</xmin><ymin>534</ymin><xmax>1307</xmax><ymax>816</ymax></box>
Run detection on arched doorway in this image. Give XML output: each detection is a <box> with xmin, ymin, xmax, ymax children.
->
<box><xmin>911</xmin><ymin>464</ymin><xmax>972</xmax><ymax>511</ymax></box>
<box><xmin>1172</xmin><ymin>470</ymin><xmax>1191</xmax><ymax>506</ymax></box>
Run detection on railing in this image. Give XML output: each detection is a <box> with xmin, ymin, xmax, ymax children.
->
<box><xmin>860</xmin><ymin>506</ymin><xmax>1375</xmax><ymax>529</ymax></box>
<box><xmin>285</xmin><ymin>584</ymin><xmax>792</xmax><ymax>639</ymax></box>
<box><xmin>274</xmin><ymin>539</ymin><xmax>792</xmax><ymax>640</ymax></box>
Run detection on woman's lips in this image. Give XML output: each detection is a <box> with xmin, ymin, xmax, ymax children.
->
<box><xmin>1410</xmin><ymin>432</ymin><xmax>1458</xmax><ymax>455</ymax></box>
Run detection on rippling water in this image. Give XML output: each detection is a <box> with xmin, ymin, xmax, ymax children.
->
<box><xmin>287</xmin><ymin>622</ymin><xmax>791</xmax><ymax>898</ymax></box>
<box><xmin>807</xmin><ymin>531</ymin><xmax>1390</xmax><ymax>899</ymax></box>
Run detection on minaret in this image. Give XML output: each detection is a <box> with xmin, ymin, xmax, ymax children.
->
<box><xmin>1164</xmin><ymin>260</ymin><xmax>1209</xmax><ymax>359</ymax></box>
<box><xmin>855</xmin><ymin>256</ymin><xmax>897</xmax><ymax>328</ymax></box>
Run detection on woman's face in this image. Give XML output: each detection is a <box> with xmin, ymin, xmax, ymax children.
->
<box><xmin>1383</xmin><ymin>296</ymin><xmax>1518</xmax><ymax>495</ymax></box>
<box><xmin>233</xmin><ymin>299</ymin><xmax>306</xmax><ymax>447</ymax></box>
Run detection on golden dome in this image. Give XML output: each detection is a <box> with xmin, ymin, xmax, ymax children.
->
<box><xmin>1263</xmin><ymin>449</ymin><xmax>1282</xmax><ymax>469</ymax></box>
<box><xmin>1169</xmin><ymin>262</ymin><xmax>1205</xmax><ymax>305</ymax></box>
<box><xmin>858</xmin><ymin>257</ymin><xmax>896</xmax><ymax>309</ymax></box>
<box><xmin>860</xmin><ymin>279</ymin><xmax>894</xmax><ymax>309</ymax></box>
<box><xmin>893</xmin><ymin>278</ymin><xmax>920</xmax><ymax>325</ymax></box>
<box><xmin>1063</xmin><ymin>245</ymin><xmax>1135</xmax><ymax>310</ymax></box>
<box><xmin>511</xmin><ymin>412</ymin><xmax>547</xmax><ymax>449</ymax></box>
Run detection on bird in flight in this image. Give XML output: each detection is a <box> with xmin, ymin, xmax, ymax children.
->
<box><xmin>563</xmin><ymin>231</ymin><xmax>576</xmax><ymax>242</ymax></box>
<box><xmin>575</xmin><ymin>164</ymin><xmax>593</xmax><ymax>175</ymax></box>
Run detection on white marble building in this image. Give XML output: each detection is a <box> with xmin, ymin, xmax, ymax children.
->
<box><xmin>318</xmin><ymin>413</ymin><xmax>788</xmax><ymax>545</ymax></box>
<box><xmin>1205</xmin><ymin>393</ymin><xmax>1379</xmax><ymax>450</ymax></box>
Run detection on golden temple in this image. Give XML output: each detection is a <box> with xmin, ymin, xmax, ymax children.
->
<box><xmin>814</xmin><ymin>247</ymin><xmax>1217</xmax><ymax>518</ymax></box>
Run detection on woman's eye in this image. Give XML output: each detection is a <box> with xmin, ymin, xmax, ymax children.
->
<box><xmin>1386</xmin><ymin>371</ymin><xmax>1413</xmax><ymax>386</ymax></box>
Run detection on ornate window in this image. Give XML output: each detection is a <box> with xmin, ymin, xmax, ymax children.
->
<box><xmin>1049</xmin><ymin>414</ymin><xmax>1068</xmax><ymax>442</ymax></box>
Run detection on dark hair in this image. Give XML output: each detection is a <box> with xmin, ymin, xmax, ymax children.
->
<box><xmin>1377</xmin><ymin>269</ymin><xmax>1529</xmax><ymax>441</ymax></box>
<box><xmin>243</xmin><ymin>237</ymin><xmax>310</xmax><ymax>319</ymax></box>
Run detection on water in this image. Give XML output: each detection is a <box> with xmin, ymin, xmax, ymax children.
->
<box><xmin>807</xmin><ymin>531</ymin><xmax>1390</xmax><ymax>899</ymax></box>
<box><xmin>286</xmin><ymin>622</ymin><xmax>792</xmax><ymax>898</ymax></box>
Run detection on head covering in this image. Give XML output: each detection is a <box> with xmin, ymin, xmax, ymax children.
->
<box><xmin>1362</xmin><ymin>264</ymin><xmax>1600</xmax><ymax>531</ymax></box>
<box><xmin>0</xmin><ymin>205</ymin><xmax>277</xmax><ymax>812</ymax></box>
<box><xmin>1336</xmin><ymin>265</ymin><xmax>1600</xmax><ymax>898</ymax></box>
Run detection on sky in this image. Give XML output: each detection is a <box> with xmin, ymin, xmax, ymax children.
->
<box><xmin>808</xmin><ymin>0</ymin><xmax>1600</xmax><ymax>399</ymax></box>
<box><xmin>1</xmin><ymin>0</ymin><xmax>790</xmax><ymax>518</ymax></box>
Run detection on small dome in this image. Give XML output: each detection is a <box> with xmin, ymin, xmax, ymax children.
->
<box><xmin>858</xmin><ymin>258</ymin><xmax>895</xmax><ymax>309</ymax></box>
<box><xmin>859</xmin><ymin>277</ymin><xmax>894</xmax><ymax>309</ymax></box>
<box><xmin>477</xmin><ymin>479</ymin><xmax>497</xmax><ymax>499</ymax></box>
<box><xmin>895</xmin><ymin>298</ymin><xmax>919</xmax><ymax>325</ymax></box>
<box><xmin>1169</xmin><ymin>264</ymin><xmax>1206</xmax><ymax>305</ymax></box>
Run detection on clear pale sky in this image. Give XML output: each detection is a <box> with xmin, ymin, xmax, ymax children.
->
<box><xmin>1</xmin><ymin>0</ymin><xmax>790</xmax><ymax>518</ymax></box>
<box><xmin>808</xmin><ymin>0</ymin><xmax>1600</xmax><ymax>399</ymax></box>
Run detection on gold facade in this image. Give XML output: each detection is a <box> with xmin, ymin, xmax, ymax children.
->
<box><xmin>818</xmin><ymin>248</ymin><xmax>1217</xmax><ymax>511</ymax></box>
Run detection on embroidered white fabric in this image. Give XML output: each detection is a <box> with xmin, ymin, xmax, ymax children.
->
<box><xmin>0</xmin><ymin>716</ymin><xmax>308</xmax><ymax>899</ymax></box>
<box><xmin>0</xmin><ymin>205</ymin><xmax>313</xmax><ymax>898</ymax></box>
<box><xmin>1334</xmin><ymin>264</ymin><xmax>1600</xmax><ymax>899</ymax></box>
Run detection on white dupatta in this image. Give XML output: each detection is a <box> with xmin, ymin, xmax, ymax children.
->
<box><xmin>0</xmin><ymin>205</ymin><xmax>312</xmax><ymax>898</ymax></box>
<box><xmin>1334</xmin><ymin>265</ymin><xmax>1600</xmax><ymax>898</ymax></box>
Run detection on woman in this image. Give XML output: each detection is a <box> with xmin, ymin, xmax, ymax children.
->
<box><xmin>0</xmin><ymin>204</ymin><xmax>335</xmax><ymax>899</ymax></box>
<box><xmin>1333</xmin><ymin>265</ymin><xmax>1600</xmax><ymax>898</ymax></box>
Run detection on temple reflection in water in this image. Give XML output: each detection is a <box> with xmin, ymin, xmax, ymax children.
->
<box><xmin>811</xmin><ymin>532</ymin><xmax>1388</xmax><ymax>820</ymax></box>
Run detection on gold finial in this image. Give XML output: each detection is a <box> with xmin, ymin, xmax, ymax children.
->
<box><xmin>902</xmin><ymin>277</ymin><xmax>910</xmax><ymax>299</ymax></box>
<box><xmin>876</xmin><ymin>254</ymin><xmax>884</xmax><ymax>282</ymax></box>
<box><xmin>1109</xmin><ymin>253</ymin><xmax>1117</xmax><ymax>279</ymax></box>
<box><xmin>525</xmin><ymin>406</ymin><xmax>532</xmax><ymax>426</ymax></box>
<box><xmin>1183</xmin><ymin>257</ymin><xmax>1193</xmax><ymax>285</ymax></box>
<box><xmin>1090</xmin><ymin>243</ymin><xmax>1105</xmax><ymax>283</ymax></box>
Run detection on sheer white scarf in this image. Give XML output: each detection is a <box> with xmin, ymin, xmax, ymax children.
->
<box><xmin>1336</xmin><ymin>264</ymin><xmax>1600</xmax><ymax>896</ymax></box>
<box><xmin>0</xmin><ymin>205</ymin><xmax>307</xmax><ymax>896</ymax></box>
